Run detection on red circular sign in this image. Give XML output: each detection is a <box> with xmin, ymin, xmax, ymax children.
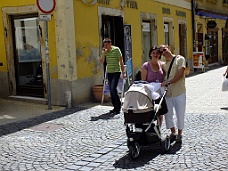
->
<box><xmin>37</xmin><ymin>0</ymin><xmax>56</xmax><ymax>14</ymax></box>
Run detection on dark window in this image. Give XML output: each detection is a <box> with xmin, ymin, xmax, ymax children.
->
<box><xmin>223</xmin><ymin>0</ymin><xmax>228</xmax><ymax>4</ymax></box>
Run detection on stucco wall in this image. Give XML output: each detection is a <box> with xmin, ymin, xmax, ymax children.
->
<box><xmin>0</xmin><ymin>0</ymin><xmax>193</xmax><ymax>106</ymax></box>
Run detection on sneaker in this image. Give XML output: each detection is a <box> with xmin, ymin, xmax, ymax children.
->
<box><xmin>170</xmin><ymin>133</ymin><xmax>177</xmax><ymax>141</ymax></box>
<box><xmin>109</xmin><ymin>109</ymin><xmax>115</xmax><ymax>113</ymax></box>
<box><xmin>176</xmin><ymin>135</ymin><xmax>182</xmax><ymax>142</ymax></box>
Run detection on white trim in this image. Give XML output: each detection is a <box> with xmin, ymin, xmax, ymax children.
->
<box><xmin>154</xmin><ymin>0</ymin><xmax>191</xmax><ymax>10</ymax></box>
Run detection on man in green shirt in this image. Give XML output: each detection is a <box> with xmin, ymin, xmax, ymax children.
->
<box><xmin>100</xmin><ymin>38</ymin><xmax>125</xmax><ymax>114</ymax></box>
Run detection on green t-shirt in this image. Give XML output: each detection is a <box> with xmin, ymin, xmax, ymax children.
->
<box><xmin>106</xmin><ymin>46</ymin><xmax>122</xmax><ymax>73</ymax></box>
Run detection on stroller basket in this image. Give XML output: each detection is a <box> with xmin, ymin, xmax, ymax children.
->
<box><xmin>124</xmin><ymin>110</ymin><xmax>155</xmax><ymax>124</ymax></box>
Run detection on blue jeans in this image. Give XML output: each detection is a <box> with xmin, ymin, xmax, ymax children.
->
<box><xmin>107</xmin><ymin>72</ymin><xmax>121</xmax><ymax>112</ymax></box>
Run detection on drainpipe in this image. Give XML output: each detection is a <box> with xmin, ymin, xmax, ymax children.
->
<box><xmin>192</xmin><ymin>0</ymin><xmax>196</xmax><ymax>52</ymax></box>
<box><xmin>191</xmin><ymin>0</ymin><xmax>197</xmax><ymax>71</ymax></box>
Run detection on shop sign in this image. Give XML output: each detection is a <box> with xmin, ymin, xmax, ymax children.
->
<box><xmin>124</xmin><ymin>25</ymin><xmax>133</xmax><ymax>77</ymax></box>
<box><xmin>207</xmin><ymin>21</ymin><xmax>217</xmax><ymax>28</ymax></box>
<box><xmin>126</xmin><ymin>1</ymin><xmax>138</xmax><ymax>9</ymax></box>
<box><xmin>98</xmin><ymin>0</ymin><xmax>110</xmax><ymax>5</ymax></box>
<box><xmin>162</xmin><ymin>7</ymin><xmax>170</xmax><ymax>15</ymax></box>
<box><xmin>176</xmin><ymin>10</ymin><xmax>186</xmax><ymax>18</ymax></box>
<box><xmin>39</xmin><ymin>14</ymin><xmax>51</xmax><ymax>21</ymax></box>
<box><xmin>192</xmin><ymin>52</ymin><xmax>204</xmax><ymax>68</ymax></box>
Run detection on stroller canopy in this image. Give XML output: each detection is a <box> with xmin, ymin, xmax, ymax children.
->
<box><xmin>122</xmin><ymin>83</ymin><xmax>156</xmax><ymax>113</ymax></box>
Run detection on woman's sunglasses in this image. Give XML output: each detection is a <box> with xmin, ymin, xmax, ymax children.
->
<box><xmin>160</xmin><ymin>48</ymin><xmax>167</xmax><ymax>53</ymax></box>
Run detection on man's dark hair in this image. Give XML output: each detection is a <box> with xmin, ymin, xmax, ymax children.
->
<box><xmin>103</xmin><ymin>38</ymin><xmax>112</xmax><ymax>43</ymax></box>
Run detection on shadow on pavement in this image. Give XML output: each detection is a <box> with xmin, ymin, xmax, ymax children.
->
<box><xmin>113</xmin><ymin>141</ymin><xmax>182</xmax><ymax>169</ymax></box>
<box><xmin>90</xmin><ymin>112</ymin><xmax>119</xmax><ymax>121</ymax></box>
<box><xmin>113</xmin><ymin>145</ymin><xmax>161</xmax><ymax>169</ymax></box>
<box><xmin>220</xmin><ymin>107</ymin><xmax>228</xmax><ymax>110</ymax></box>
<box><xmin>0</xmin><ymin>107</ymin><xmax>87</xmax><ymax>137</ymax></box>
<box><xmin>166</xmin><ymin>141</ymin><xmax>182</xmax><ymax>154</ymax></box>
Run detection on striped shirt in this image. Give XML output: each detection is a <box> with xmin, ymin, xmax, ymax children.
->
<box><xmin>106</xmin><ymin>46</ymin><xmax>122</xmax><ymax>73</ymax></box>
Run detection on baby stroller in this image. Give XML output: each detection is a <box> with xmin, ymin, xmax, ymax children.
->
<box><xmin>122</xmin><ymin>81</ymin><xmax>170</xmax><ymax>159</ymax></box>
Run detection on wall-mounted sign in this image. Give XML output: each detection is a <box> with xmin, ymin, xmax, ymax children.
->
<box><xmin>164</xmin><ymin>23</ymin><xmax>169</xmax><ymax>32</ymax></box>
<box><xmin>142</xmin><ymin>22</ymin><xmax>150</xmax><ymax>32</ymax></box>
<box><xmin>207</xmin><ymin>21</ymin><xmax>217</xmax><ymax>28</ymax></box>
<box><xmin>162</xmin><ymin>7</ymin><xmax>170</xmax><ymax>14</ymax></box>
<box><xmin>176</xmin><ymin>10</ymin><xmax>186</xmax><ymax>18</ymax></box>
<box><xmin>126</xmin><ymin>0</ymin><xmax>138</xmax><ymax>9</ymax></box>
<box><xmin>37</xmin><ymin>0</ymin><xmax>56</xmax><ymax>14</ymax></box>
<box><xmin>39</xmin><ymin>14</ymin><xmax>52</xmax><ymax>21</ymax></box>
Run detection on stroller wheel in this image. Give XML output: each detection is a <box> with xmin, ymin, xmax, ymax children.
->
<box><xmin>161</xmin><ymin>136</ymin><xmax>170</xmax><ymax>153</ymax></box>
<box><xmin>129</xmin><ymin>142</ymin><xmax>140</xmax><ymax>159</ymax></box>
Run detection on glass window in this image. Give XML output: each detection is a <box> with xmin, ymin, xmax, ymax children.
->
<box><xmin>13</xmin><ymin>17</ymin><xmax>42</xmax><ymax>86</ymax></box>
<box><xmin>164</xmin><ymin>22</ymin><xmax>169</xmax><ymax>45</ymax></box>
<box><xmin>142</xmin><ymin>21</ymin><xmax>151</xmax><ymax>62</ymax></box>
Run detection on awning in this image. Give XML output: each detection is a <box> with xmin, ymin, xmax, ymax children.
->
<box><xmin>196</xmin><ymin>9</ymin><xmax>228</xmax><ymax>20</ymax></box>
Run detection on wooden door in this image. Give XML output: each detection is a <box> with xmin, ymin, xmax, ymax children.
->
<box><xmin>207</xmin><ymin>29</ymin><xmax>218</xmax><ymax>64</ymax></box>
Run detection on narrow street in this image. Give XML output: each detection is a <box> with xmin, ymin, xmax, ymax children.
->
<box><xmin>0</xmin><ymin>66</ymin><xmax>228</xmax><ymax>171</ymax></box>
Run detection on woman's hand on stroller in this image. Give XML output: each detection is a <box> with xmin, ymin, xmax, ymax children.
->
<box><xmin>161</xmin><ymin>81</ymin><xmax>170</xmax><ymax>87</ymax></box>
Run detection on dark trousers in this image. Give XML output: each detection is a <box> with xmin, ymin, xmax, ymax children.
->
<box><xmin>107</xmin><ymin>72</ymin><xmax>121</xmax><ymax>112</ymax></box>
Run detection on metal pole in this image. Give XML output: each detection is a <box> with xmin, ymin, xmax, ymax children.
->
<box><xmin>45</xmin><ymin>20</ymin><xmax>52</xmax><ymax>110</ymax></box>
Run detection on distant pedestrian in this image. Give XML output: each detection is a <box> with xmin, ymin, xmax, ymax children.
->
<box><xmin>100</xmin><ymin>38</ymin><xmax>125</xmax><ymax>114</ymax></box>
<box><xmin>223</xmin><ymin>65</ymin><xmax>228</xmax><ymax>78</ymax></box>
<box><xmin>160</xmin><ymin>44</ymin><xmax>186</xmax><ymax>142</ymax></box>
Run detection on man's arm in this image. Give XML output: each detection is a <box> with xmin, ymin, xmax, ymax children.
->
<box><xmin>100</xmin><ymin>49</ymin><xmax>106</xmax><ymax>63</ymax></box>
<box><xmin>119</xmin><ymin>57</ymin><xmax>124</xmax><ymax>72</ymax></box>
<box><xmin>119</xmin><ymin>57</ymin><xmax>125</xmax><ymax>77</ymax></box>
<box><xmin>169</xmin><ymin>56</ymin><xmax>185</xmax><ymax>84</ymax></box>
<box><xmin>169</xmin><ymin>67</ymin><xmax>185</xmax><ymax>84</ymax></box>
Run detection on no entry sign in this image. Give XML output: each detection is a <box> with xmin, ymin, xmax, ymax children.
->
<box><xmin>37</xmin><ymin>0</ymin><xmax>56</xmax><ymax>14</ymax></box>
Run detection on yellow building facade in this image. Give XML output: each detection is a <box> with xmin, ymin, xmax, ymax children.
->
<box><xmin>0</xmin><ymin>0</ymin><xmax>193</xmax><ymax>106</ymax></box>
<box><xmin>194</xmin><ymin>0</ymin><xmax>228</xmax><ymax>65</ymax></box>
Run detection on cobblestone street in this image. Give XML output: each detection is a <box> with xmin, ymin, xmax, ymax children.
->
<box><xmin>0</xmin><ymin>66</ymin><xmax>228</xmax><ymax>171</ymax></box>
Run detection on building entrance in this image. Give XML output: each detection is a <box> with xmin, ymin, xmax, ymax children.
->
<box><xmin>101</xmin><ymin>15</ymin><xmax>124</xmax><ymax>74</ymax></box>
<box><xmin>179</xmin><ymin>23</ymin><xmax>187</xmax><ymax>58</ymax></box>
<box><xmin>12</xmin><ymin>15</ymin><xmax>44</xmax><ymax>98</ymax></box>
<box><xmin>207</xmin><ymin>29</ymin><xmax>218</xmax><ymax>64</ymax></box>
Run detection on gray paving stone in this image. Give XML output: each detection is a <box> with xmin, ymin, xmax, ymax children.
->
<box><xmin>1</xmin><ymin>66</ymin><xmax>228</xmax><ymax>170</ymax></box>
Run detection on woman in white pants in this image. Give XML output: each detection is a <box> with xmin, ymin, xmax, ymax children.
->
<box><xmin>159</xmin><ymin>44</ymin><xmax>186</xmax><ymax>142</ymax></box>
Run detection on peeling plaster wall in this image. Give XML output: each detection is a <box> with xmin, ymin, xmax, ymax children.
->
<box><xmin>76</xmin><ymin>45</ymin><xmax>101</xmax><ymax>76</ymax></box>
<box><xmin>51</xmin><ymin>75</ymin><xmax>102</xmax><ymax>106</ymax></box>
<box><xmin>55</xmin><ymin>0</ymin><xmax>77</xmax><ymax>81</ymax></box>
